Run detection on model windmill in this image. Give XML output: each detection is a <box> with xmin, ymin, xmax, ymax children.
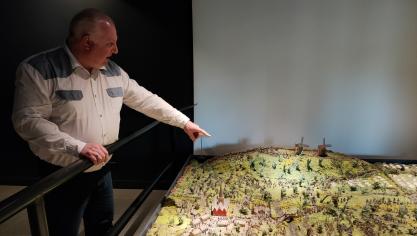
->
<box><xmin>295</xmin><ymin>137</ymin><xmax>309</xmax><ymax>155</ymax></box>
<box><xmin>317</xmin><ymin>137</ymin><xmax>332</xmax><ymax>157</ymax></box>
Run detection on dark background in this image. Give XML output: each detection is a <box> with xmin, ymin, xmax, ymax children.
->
<box><xmin>0</xmin><ymin>0</ymin><xmax>194</xmax><ymax>188</ymax></box>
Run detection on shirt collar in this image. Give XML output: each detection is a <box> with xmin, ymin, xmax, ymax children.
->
<box><xmin>64</xmin><ymin>44</ymin><xmax>82</xmax><ymax>70</ymax></box>
<box><xmin>63</xmin><ymin>44</ymin><xmax>107</xmax><ymax>71</ymax></box>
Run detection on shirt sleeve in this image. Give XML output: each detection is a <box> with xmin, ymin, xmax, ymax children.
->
<box><xmin>120</xmin><ymin>70</ymin><xmax>190</xmax><ymax>129</ymax></box>
<box><xmin>12</xmin><ymin>63</ymin><xmax>86</xmax><ymax>157</ymax></box>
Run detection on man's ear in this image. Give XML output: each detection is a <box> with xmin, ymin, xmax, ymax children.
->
<box><xmin>81</xmin><ymin>34</ymin><xmax>92</xmax><ymax>51</ymax></box>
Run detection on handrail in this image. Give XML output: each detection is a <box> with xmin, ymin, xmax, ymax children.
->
<box><xmin>105</xmin><ymin>161</ymin><xmax>173</xmax><ymax>236</ymax></box>
<box><xmin>0</xmin><ymin>104</ymin><xmax>195</xmax><ymax>224</ymax></box>
<box><xmin>0</xmin><ymin>158</ymin><xmax>91</xmax><ymax>223</ymax></box>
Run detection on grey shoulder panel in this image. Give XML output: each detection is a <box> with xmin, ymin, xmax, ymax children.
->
<box><xmin>101</xmin><ymin>60</ymin><xmax>121</xmax><ymax>77</ymax></box>
<box><xmin>27</xmin><ymin>47</ymin><xmax>72</xmax><ymax>80</ymax></box>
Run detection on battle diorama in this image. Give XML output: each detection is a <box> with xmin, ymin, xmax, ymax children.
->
<box><xmin>147</xmin><ymin>141</ymin><xmax>417</xmax><ymax>236</ymax></box>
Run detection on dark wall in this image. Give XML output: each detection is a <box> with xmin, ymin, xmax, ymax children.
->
<box><xmin>0</xmin><ymin>0</ymin><xmax>194</xmax><ymax>188</ymax></box>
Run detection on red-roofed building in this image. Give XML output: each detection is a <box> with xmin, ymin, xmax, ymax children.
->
<box><xmin>211</xmin><ymin>185</ymin><xmax>229</xmax><ymax>216</ymax></box>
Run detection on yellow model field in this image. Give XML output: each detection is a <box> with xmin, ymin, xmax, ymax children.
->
<box><xmin>147</xmin><ymin>148</ymin><xmax>417</xmax><ymax>236</ymax></box>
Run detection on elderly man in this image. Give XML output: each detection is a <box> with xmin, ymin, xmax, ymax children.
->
<box><xmin>12</xmin><ymin>8</ymin><xmax>209</xmax><ymax>236</ymax></box>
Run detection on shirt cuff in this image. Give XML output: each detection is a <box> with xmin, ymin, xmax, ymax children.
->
<box><xmin>178</xmin><ymin>116</ymin><xmax>190</xmax><ymax>129</ymax></box>
<box><xmin>75</xmin><ymin>140</ymin><xmax>87</xmax><ymax>154</ymax></box>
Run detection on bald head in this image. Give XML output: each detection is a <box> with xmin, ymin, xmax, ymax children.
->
<box><xmin>66</xmin><ymin>8</ymin><xmax>118</xmax><ymax>72</ymax></box>
<box><xmin>67</xmin><ymin>8</ymin><xmax>115</xmax><ymax>45</ymax></box>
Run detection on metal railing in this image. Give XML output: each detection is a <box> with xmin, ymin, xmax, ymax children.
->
<box><xmin>0</xmin><ymin>104</ymin><xmax>195</xmax><ymax>236</ymax></box>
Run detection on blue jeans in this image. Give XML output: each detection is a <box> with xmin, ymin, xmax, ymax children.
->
<box><xmin>38</xmin><ymin>160</ymin><xmax>114</xmax><ymax>236</ymax></box>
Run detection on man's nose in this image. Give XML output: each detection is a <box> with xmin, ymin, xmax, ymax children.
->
<box><xmin>113</xmin><ymin>44</ymin><xmax>118</xmax><ymax>54</ymax></box>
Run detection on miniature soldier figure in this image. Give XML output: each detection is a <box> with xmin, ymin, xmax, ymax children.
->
<box><xmin>317</xmin><ymin>137</ymin><xmax>332</xmax><ymax>157</ymax></box>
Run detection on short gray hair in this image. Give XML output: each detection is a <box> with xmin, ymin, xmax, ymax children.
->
<box><xmin>67</xmin><ymin>8</ymin><xmax>114</xmax><ymax>43</ymax></box>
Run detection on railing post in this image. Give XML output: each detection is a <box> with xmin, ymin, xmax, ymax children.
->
<box><xmin>27</xmin><ymin>197</ymin><xmax>49</xmax><ymax>236</ymax></box>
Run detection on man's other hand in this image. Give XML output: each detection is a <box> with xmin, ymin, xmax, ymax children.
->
<box><xmin>80</xmin><ymin>143</ymin><xmax>109</xmax><ymax>165</ymax></box>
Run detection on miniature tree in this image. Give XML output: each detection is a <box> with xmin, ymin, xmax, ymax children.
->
<box><xmin>332</xmin><ymin>196</ymin><xmax>339</xmax><ymax>208</ymax></box>
<box><xmin>302</xmin><ymin>191</ymin><xmax>309</xmax><ymax>200</ymax></box>
<box><xmin>281</xmin><ymin>189</ymin><xmax>287</xmax><ymax>199</ymax></box>
<box><xmin>319</xmin><ymin>159</ymin><xmax>324</xmax><ymax>168</ymax></box>
<box><xmin>293</xmin><ymin>186</ymin><xmax>298</xmax><ymax>195</ymax></box>
<box><xmin>303</xmin><ymin>199</ymin><xmax>308</xmax><ymax>207</ymax></box>
<box><xmin>383</xmin><ymin>213</ymin><xmax>393</xmax><ymax>221</ymax></box>
<box><xmin>250</xmin><ymin>161</ymin><xmax>256</xmax><ymax>171</ymax></box>
<box><xmin>263</xmin><ymin>192</ymin><xmax>272</xmax><ymax>202</ymax></box>
<box><xmin>361</xmin><ymin>204</ymin><xmax>372</xmax><ymax>218</ymax></box>
<box><xmin>239</xmin><ymin>208</ymin><xmax>248</xmax><ymax>215</ymax></box>
<box><xmin>317</xmin><ymin>225</ymin><xmax>323</xmax><ymax>234</ymax></box>
<box><xmin>350</xmin><ymin>186</ymin><xmax>357</xmax><ymax>191</ymax></box>
<box><xmin>177</xmin><ymin>217</ymin><xmax>183</xmax><ymax>226</ymax></box>
<box><xmin>373</xmin><ymin>182</ymin><xmax>381</xmax><ymax>190</ymax></box>
<box><xmin>307</xmin><ymin>159</ymin><xmax>313</xmax><ymax>171</ymax></box>
<box><xmin>311</xmin><ymin>196</ymin><xmax>317</xmax><ymax>205</ymax></box>
<box><xmin>398</xmin><ymin>205</ymin><xmax>408</xmax><ymax>218</ymax></box>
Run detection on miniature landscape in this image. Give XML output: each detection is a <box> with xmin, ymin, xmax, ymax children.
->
<box><xmin>147</xmin><ymin>145</ymin><xmax>417</xmax><ymax>236</ymax></box>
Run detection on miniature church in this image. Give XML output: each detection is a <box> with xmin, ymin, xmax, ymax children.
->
<box><xmin>211</xmin><ymin>185</ymin><xmax>229</xmax><ymax>216</ymax></box>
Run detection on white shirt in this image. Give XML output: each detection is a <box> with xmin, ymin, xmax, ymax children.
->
<box><xmin>12</xmin><ymin>45</ymin><xmax>190</xmax><ymax>172</ymax></box>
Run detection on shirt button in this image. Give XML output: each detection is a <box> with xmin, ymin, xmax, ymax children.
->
<box><xmin>100</xmin><ymin>114</ymin><xmax>103</xmax><ymax>117</ymax></box>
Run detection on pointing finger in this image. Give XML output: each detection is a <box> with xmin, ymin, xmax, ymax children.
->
<box><xmin>199</xmin><ymin>129</ymin><xmax>211</xmax><ymax>137</ymax></box>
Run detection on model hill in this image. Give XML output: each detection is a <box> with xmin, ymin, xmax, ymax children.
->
<box><xmin>147</xmin><ymin>147</ymin><xmax>417</xmax><ymax>236</ymax></box>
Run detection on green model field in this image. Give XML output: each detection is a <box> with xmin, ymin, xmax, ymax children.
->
<box><xmin>147</xmin><ymin>148</ymin><xmax>417</xmax><ymax>236</ymax></box>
